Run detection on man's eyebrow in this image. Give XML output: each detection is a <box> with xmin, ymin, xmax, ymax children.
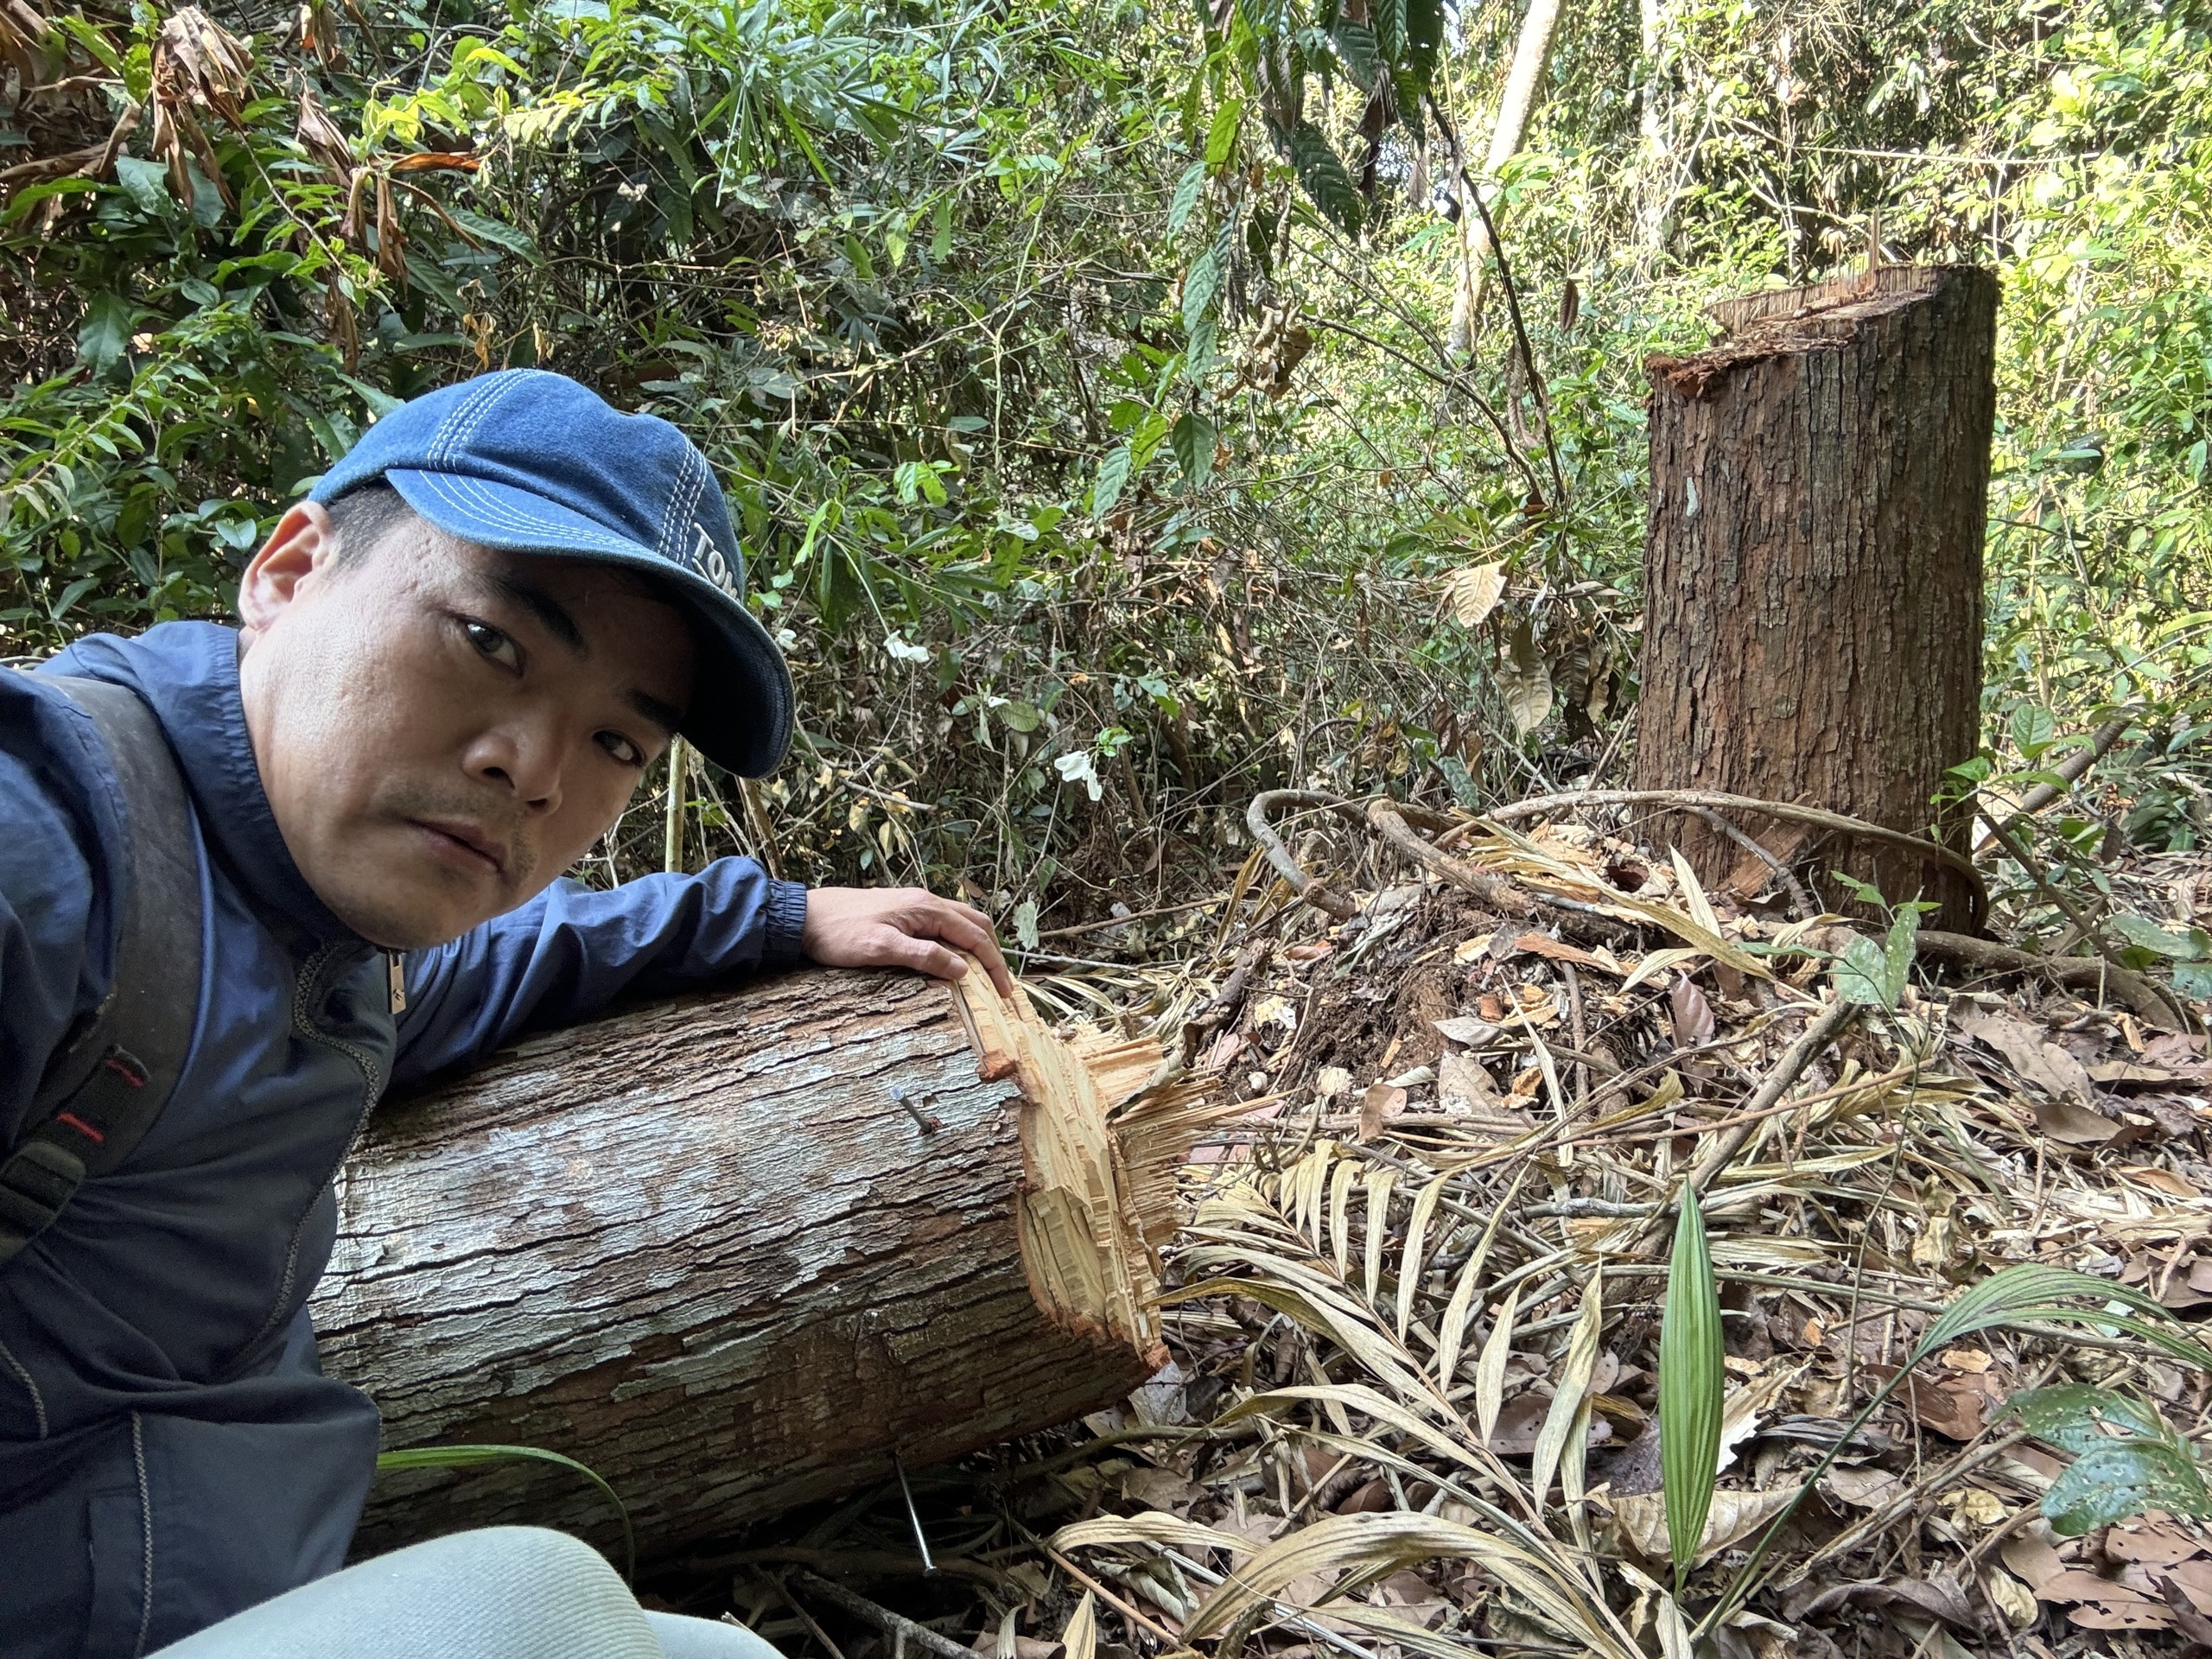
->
<box><xmin>489</xmin><ymin>573</ymin><xmax>587</xmax><ymax>656</ymax></box>
<box><xmin>626</xmin><ymin>690</ymin><xmax>683</xmax><ymax>737</ymax></box>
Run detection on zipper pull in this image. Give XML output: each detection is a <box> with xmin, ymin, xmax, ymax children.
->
<box><xmin>387</xmin><ymin>951</ymin><xmax>407</xmax><ymax>1014</ymax></box>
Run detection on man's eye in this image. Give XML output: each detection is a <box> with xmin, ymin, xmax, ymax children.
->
<box><xmin>463</xmin><ymin>620</ymin><xmax>522</xmax><ymax>671</ymax></box>
<box><xmin>598</xmin><ymin>731</ymin><xmax>645</xmax><ymax>767</ymax></box>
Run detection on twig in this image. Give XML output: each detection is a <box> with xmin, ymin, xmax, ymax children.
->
<box><xmin>1483</xmin><ymin>789</ymin><xmax>1988</xmax><ymax>925</ymax></box>
<box><xmin>766</xmin><ymin>1571</ymin><xmax>852</xmax><ymax>1659</ymax></box>
<box><xmin>1246</xmin><ymin>790</ymin><xmax>1363</xmax><ymax>919</ymax></box>
<box><xmin>1992</xmin><ymin>715</ymin><xmax>2133</xmax><ymax>839</ymax></box>
<box><xmin>1364</xmin><ymin>800</ymin><xmax>1627</xmax><ymax>944</ymax></box>
<box><xmin>1031</xmin><ymin>1542</ymin><xmax>1182</xmax><ymax>1647</ymax></box>
<box><xmin>1633</xmin><ymin>999</ymin><xmax>1860</xmax><ymax>1254</ymax></box>
<box><xmin>790</xmin><ymin>1570</ymin><xmax>976</xmax><ymax>1659</ymax></box>
<box><xmin>1974</xmin><ymin>809</ymin><xmax>2190</xmax><ymax>1027</ymax></box>
<box><xmin>1686</xmin><ymin>804</ymin><xmax>1816</xmax><ymax>919</ymax></box>
<box><xmin>1464</xmin><ymin>185</ymin><xmax>1567</xmax><ymax>508</ymax></box>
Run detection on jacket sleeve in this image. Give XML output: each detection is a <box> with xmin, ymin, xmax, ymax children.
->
<box><xmin>0</xmin><ymin>681</ymin><xmax>117</xmax><ymax>1151</ymax></box>
<box><xmin>388</xmin><ymin>856</ymin><xmax>808</xmax><ymax>1088</ymax></box>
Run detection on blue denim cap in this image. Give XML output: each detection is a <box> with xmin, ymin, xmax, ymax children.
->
<box><xmin>310</xmin><ymin>370</ymin><xmax>792</xmax><ymax>777</ymax></box>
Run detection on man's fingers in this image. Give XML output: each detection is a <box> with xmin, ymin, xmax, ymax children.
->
<box><xmin>887</xmin><ymin>929</ymin><xmax>968</xmax><ymax>982</ymax></box>
<box><xmin>917</xmin><ymin>903</ymin><xmax>1017</xmax><ymax>998</ymax></box>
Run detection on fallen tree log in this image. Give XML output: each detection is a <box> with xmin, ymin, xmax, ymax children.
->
<box><xmin>312</xmin><ymin>967</ymin><xmax>1211</xmax><ymax>1562</ymax></box>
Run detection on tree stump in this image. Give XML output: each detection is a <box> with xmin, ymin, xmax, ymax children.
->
<box><xmin>312</xmin><ymin>968</ymin><xmax>1210</xmax><ymax>1563</ymax></box>
<box><xmin>1636</xmin><ymin>264</ymin><xmax>1998</xmax><ymax>928</ymax></box>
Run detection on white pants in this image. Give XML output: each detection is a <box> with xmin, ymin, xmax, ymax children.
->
<box><xmin>148</xmin><ymin>1526</ymin><xmax>779</xmax><ymax>1659</ymax></box>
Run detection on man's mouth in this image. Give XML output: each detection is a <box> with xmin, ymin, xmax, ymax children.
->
<box><xmin>410</xmin><ymin>818</ymin><xmax>510</xmax><ymax>879</ymax></box>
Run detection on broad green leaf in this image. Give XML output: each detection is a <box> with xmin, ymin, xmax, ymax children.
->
<box><xmin>931</xmin><ymin>195</ymin><xmax>953</xmax><ymax>260</ymax></box>
<box><xmin>1170</xmin><ymin>410</ymin><xmax>1217</xmax><ymax>488</ymax></box>
<box><xmin>1660</xmin><ymin>1187</ymin><xmax>1724</xmax><ymax>1591</ymax></box>
<box><xmin>114</xmin><ymin>155</ymin><xmax>171</xmax><ymax>217</ymax></box>
<box><xmin>2111</xmin><ymin>914</ymin><xmax>2210</xmax><ymax>959</ymax></box>
<box><xmin>1833</xmin><ymin>933</ymin><xmax>1896</xmax><ymax>1007</ymax></box>
<box><xmin>444</xmin><ymin>205</ymin><xmax>541</xmax><ymax>263</ymax></box>
<box><xmin>1290</xmin><ymin>121</ymin><xmax>1362</xmax><ymax>237</ymax></box>
<box><xmin>1332</xmin><ymin>22</ymin><xmax>1381</xmax><ymax>88</ymax></box>
<box><xmin>1167</xmin><ymin>160</ymin><xmax>1207</xmax><ymax>236</ymax></box>
<box><xmin>2011</xmin><ymin>704</ymin><xmax>2057</xmax><ymax>760</ymax></box>
<box><xmin>2004</xmin><ymin>1383</ymin><xmax>2164</xmax><ymax>1453</ymax></box>
<box><xmin>1091</xmin><ymin>444</ymin><xmax>1132</xmax><ymax>517</ymax></box>
<box><xmin>1182</xmin><ymin>248</ymin><xmax>1220</xmax><ymax>333</ymax></box>
<box><xmin>1205</xmin><ymin>99</ymin><xmax>1243</xmax><ymax>168</ymax></box>
<box><xmin>2177</xmin><ymin>962</ymin><xmax>2212</xmax><ymax>1001</ymax></box>
<box><xmin>1881</xmin><ymin>907</ymin><xmax>1920</xmax><ymax>1003</ymax></box>
<box><xmin>2043</xmin><ymin>1440</ymin><xmax>2212</xmax><ymax>1535</ymax></box>
<box><xmin>76</xmin><ymin>293</ymin><xmax>137</xmax><ymax>373</ymax></box>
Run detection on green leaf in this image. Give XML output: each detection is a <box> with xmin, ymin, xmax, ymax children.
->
<box><xmin>2044</xmin><ymin>1441</ymin><xmax>2212</xmax><ymax>1536</ymax></box>
<box><xmin>1660</xmin><ymin>1186</ymin><xmax>1725</xmax><ymax>1591</ymax></box>
<box><xmin>2011</xmin><ymin>704</ymin><xmax>2057</xmax><ymax>760</ymax></box>
<box><xmin>375</xmin><ymin>1443</ymin><xmax>634</xmax><ymax>1579</ymax></box>
<box><xmin>1205</xmin><ymin>99</ymin><xmax>1243</xmax><ymax>169</ymax></box>
<box><xmin>114</xmin><ymin>155</ymin><xmax>171</xmax><ymax>217</ymax></box>
<box><xmin>1332</xmin><ymin>22</ymin><xmax>1381</xmax><ymax>89</ymax></box>
<box><xmin>77</xmin><ymin>293</ymin><xmax>138</xmax><ymax>373</ymax></box>
<box><xmin>931</xmin><ymin>195</ymin><xmax>954</xmax><ymax>260</ymax></box>
<box><xmin>1167</xmin><ymin>161</ymin><xmax>1207</xmax><ymax>237</ymax></box>
<box><xmin>1289</xmin><ymin>121</ymin><xmax>1362</xmax><ymax>237</ymax></box>
<box><xmin>2111</xmin><ymin>914</ymin><xmax>2210</xmax><ymax>959</ymax></box>
<box><xmin>1833</xmin><ymin>934</ymin><xmax>1896</xmax><ymax>1007</ymax></box>
<box><xmin>1182</xmin><ymin>248</ymin><xmax>1221</xmax><ymax>333</ymax></box>
<box><xmin>1092</xmin><ymin>444</ymin><xmax>1133</xmax><ymax>518</ymax></box>
<box><xmin>1171</xmin><ymin>411</ymin><xmax>1217</xmax><ymax>489</ymax></box>
<box><xmin>1882</xmin><ymin>907</ymin><xmax>1920</xmax><ymax>1004</ymax></box>
<box><xmin>2177</xmin><ymin>962</ymin><xmax>2212</xmax><ymax>1001</ymax></box>
<box><xmin>996</xmin><ymin>699</ymin><xmax>1042</xmax><ymax>734</ymax></box>
<box><xmin>2004</xmin><ymin>1383</ymin><xmax>2164</xmax><ymax>1453</ymax></box>
<box><xmin>444</xmin><ymin>205</ymin><xmax>541</xmax><ymax>263</ymax></box>
<box><xmin>2006</xmin><ymin>1388</ymin><xmax>2212</xmax><ymax>1536</ymax></box>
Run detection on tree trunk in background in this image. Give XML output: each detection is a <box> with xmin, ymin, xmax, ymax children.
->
<box><xmin>315</xmin><ymin>969</ymin><xmax>1210</xmax><ymax>1564</ymax></box>
<box><xmin>1447</xmin><ymin>0</ymin><xmax>1568</xmax><ymax>359</ymax></box>
<box><xmin>1635</xmin><ymin>264</ymin><xmax>1999</xmax><ymax>930</ymax></box>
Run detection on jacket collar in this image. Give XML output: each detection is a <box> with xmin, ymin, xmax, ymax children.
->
<box><xmin>49</xmin><ymin>620</ymin><xmax>364</xmax><ymax>950</ymax></box>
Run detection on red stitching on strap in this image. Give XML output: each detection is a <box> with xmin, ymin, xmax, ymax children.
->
<box><xmin>54</xmin><ymin>1112</ymin><xmax>106</xmax><ymax>1145</ymax></box>
<box><xmin>100</xmin><ymin>1056</ymin><xmax>145</xmax><ymax>1089</ymax></box>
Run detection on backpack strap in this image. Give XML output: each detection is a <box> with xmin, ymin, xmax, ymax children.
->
<box><xmin>0</xmin><ymin>676</ymin><xmax>204</xmax><ymax>1268</ymax></box>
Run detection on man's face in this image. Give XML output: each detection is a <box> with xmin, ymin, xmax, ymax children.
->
<box><xmin>237</xmin><ymin>501</ymin><xmax>695</xmax><ymax>950</ymax></box>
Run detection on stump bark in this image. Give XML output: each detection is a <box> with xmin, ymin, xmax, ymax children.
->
<box><xmin>312</xmin><ymin>968</ymin><xmax>1208</xmax><ymax>1562</ymax></box>
<box><xmin>1636</xmin><ymin>264</ymin><xmax>1998</xmax><ymax>928</ymax></box>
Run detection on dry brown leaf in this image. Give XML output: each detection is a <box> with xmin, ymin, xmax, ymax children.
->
<box><xmin>1669</xmin><ymin>974</ymin><xmax>1716</xmax><ymax>1046</ymax></box>
<box><xmin>2105</xmin><ymin>1513</ymin><xmax>2211</xmax><ymax>1570</ymax></box>
<box><xmin>1122</xmin><ymin>1466</ymin><xmax>1202</xmax><ymax>1516</ymax></box>
<box><xmin>1822</xmin><ymin>1465</ymin><xmax>1906</xmax><ymax>1510</ymax></box>
<box><xmin>1357</xmin><ymin>1084</ymin><xmax>1407</xmax><ymax>1142</ymax></box>
<box><xmin>2120</xmin><ymin>1165</ymin><xmax>2201</xmax><ymax>1198</ymax></box>
<box><xmin>1955</xmin><ymin>1007</ymin><xmax>2099</xmax><ymax>1105</ymax></box>
<box><xmin>2030</xmin><ymin>1090</ymin><xmax>2120</xmax><ymax>1145</ymax></box>
<box><xmin>1442</xmin><ymin>563</ymin><xmax>1507</xmax><ymax>628</ymax></box>
<box><xmin>1613</xmin><ymin>1489</ymin><xmax>1796</xmax><ymax>1567</ymax></box>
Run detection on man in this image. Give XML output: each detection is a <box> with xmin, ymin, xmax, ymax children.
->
<box><xmin>0</xmin><ymin>370</ymin><xmax>1012</xmax><ymax>1657</ymax></box>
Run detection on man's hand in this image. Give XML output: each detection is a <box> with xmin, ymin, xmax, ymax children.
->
<box><xmin>799</xmin><ymin>887</ymin><xmax>1017</xmax><ymax>998</ymax></box>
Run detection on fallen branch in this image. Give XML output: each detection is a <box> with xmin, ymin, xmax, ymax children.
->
<box><xmin>1916</xmin><ymin>928</ymin><xmax>2183</xmax><ymax>1027</ymax></box>
<box><xmin>1483</xmin><ymin>787</ymin><xmax>1989</xmax><ymax>929</ymax></box>
<box><xmin>791</xmin><ymin>1570</ymin><xmax>976</xmax><ymax>1659</ymax></box>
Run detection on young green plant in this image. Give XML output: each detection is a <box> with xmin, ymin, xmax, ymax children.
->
<box><xmin>1658</xmin><ymin>1184</ymin><xmax>1725</xmax><ymax>1597</ymax></box>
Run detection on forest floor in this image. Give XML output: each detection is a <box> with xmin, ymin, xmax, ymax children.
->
<box><xmin>643</xmin><ymin>798</ymin><xmax>2212</xmax><ymax>1659</ymax></box>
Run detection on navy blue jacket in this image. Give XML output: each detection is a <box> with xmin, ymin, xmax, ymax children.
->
<box><xmin>0</xmin><ymin>622</ymin><xmax>807</xmax><ymax>1657</ymax></box>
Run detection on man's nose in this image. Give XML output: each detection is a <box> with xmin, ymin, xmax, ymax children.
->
<box><xmin>467</xmin><ymin>722</ymin><xmax>566</xmax><ymax>814</ymax></box>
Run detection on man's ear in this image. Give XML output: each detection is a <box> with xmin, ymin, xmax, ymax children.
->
<box><xmin>237</xmin><ymin>501</ymin><xmax>340</xmax><ymax>645</ymax></box>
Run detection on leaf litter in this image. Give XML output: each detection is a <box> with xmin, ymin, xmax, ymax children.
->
<box><xmin>654</xmin><ymin>798</ymin><xmax>2212</xmax><ymax>1659</ymax></box>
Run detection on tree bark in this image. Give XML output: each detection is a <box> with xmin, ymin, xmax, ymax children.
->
<box><xmin>1635</xmin><ymin>264</ymin><xmax>1998</xmax><ymax>929</ymax></box>
<box><xmin>313</xmin><ymin>968</ymin><xmax>1207</xmax><ymax>1563</ymax></box>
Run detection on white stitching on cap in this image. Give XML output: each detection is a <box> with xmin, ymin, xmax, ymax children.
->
<box><xmin>429</xmin><ymin>373</ymin><xmax>509</xmax><ymax>466</ymax></box>
<box><xmin>665</xmin><ymin>446</ymin><xmax>706</xmax><ymax>564</ymax></box>
<box><xmin>422</xmin><ymin>474</ymin><xmax>641</xmax><ymax>556</ymax></box>
<box><xmin>444</xmin><ymin>370</ymin><xmax>531</xmax><ymax>461</ymax></box>
<box><xmin>652</xmin><ymin>445</ymin><xmax>691</xmax><ymax>559</ymax></box>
